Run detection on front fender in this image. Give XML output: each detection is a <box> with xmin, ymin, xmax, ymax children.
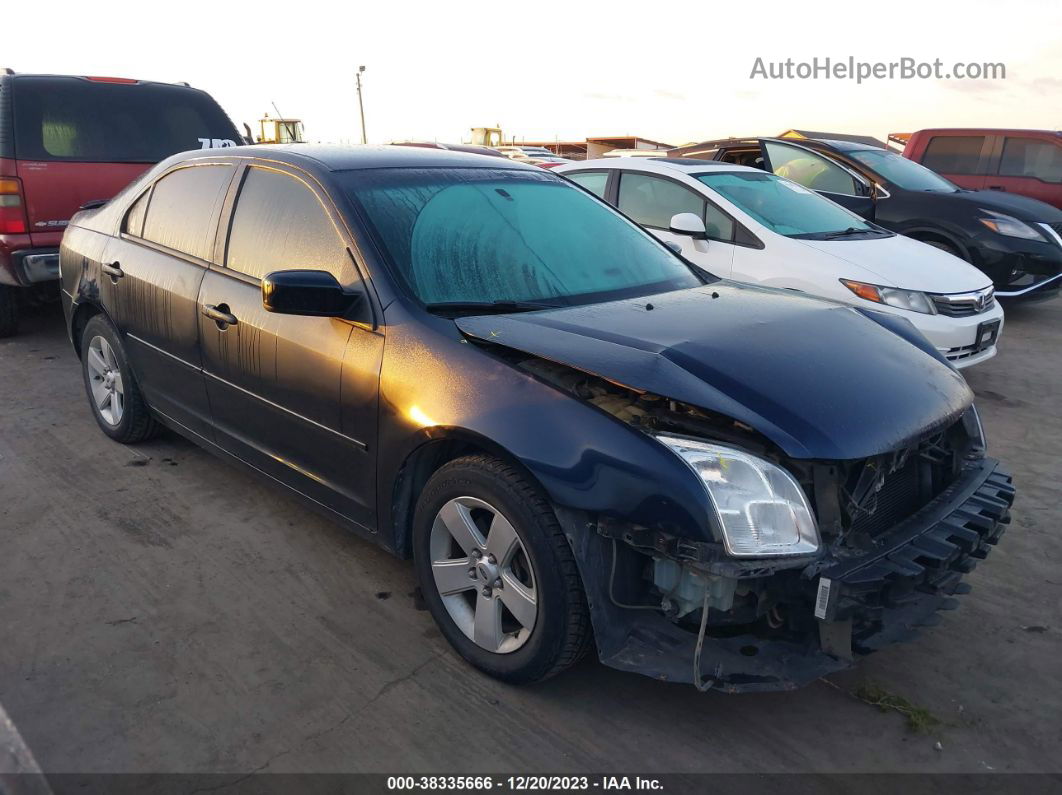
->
<box><xmin>374</xmin><ymin>303</ymin><xmax>719</xmax><ymax>552</ymax></box>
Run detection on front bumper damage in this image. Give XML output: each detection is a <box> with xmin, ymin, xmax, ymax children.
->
<box><xmin>565</xmin><ymin>457</ymin><xmax>1014</xmax><ymax>693</ymax></box>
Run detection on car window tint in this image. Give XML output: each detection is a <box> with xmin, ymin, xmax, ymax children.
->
<box><xmin>567</xmin><ymin>171</ymin><xmax>608</xmax><ymax>198</ymax></box>
<box><xmin>764</xmin><ymin>142</ymin><xmax>859</xmax><ymax>196</ymax></box>
<box><xmin>922</xmin><ymin>136</ymin><xmax>984</xmax><ymax>175</ymax></box>
<box><xmin>617</xmin><ymin>173</ymin><xmax>705</xmax><ymax>229</ymax></box>
<box><xmin>141</xmin><ymin>164</ymin><xmax>233</xmax><ymax>260</ymax></box>
<box><xmin>11</xmin><ymin>77</ymin><xmax>239</xmax><ymax>163</ymax></box>
<box><xmin>999</xmin><ymin>137</ymin><xmax>1062</xmax><ymax>183</ymax></box>
<box><xmin>226</xmin><ymin>167</ymin><xmax>352</xmax><ymax>283</ymax></box>
<box><xmin>123</xmin><ymin>189</ymin><xmax>150</xmax><ymax>237</ymax></box>
<box><xmin>704</xmin><ymin>202</ymin><xmax>736</xmax><ymax>241</ymax></box>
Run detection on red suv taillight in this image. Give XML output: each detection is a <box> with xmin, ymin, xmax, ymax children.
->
<box><xmin>0</xmin><ymin>178</ymin><xmax>29</xmax><ymax>234</ymax></box>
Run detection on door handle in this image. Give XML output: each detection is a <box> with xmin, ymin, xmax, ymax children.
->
<box><xmin>101</xmin><ymin>261</ymin><xmax>123</xmax><ymax>278</ymax></box>
<box><xmin>987</xmin><ymin>185</ymin><xmax>1005</xmax><ymax>191</ymax></box>
<box><xmin>202</xmin><ymin>303</ymin><xmax>238</xmax><ymax>327</ymax></box>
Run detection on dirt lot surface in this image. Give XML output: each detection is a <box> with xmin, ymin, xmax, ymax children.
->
<box><xmin>0</xmin><ymin>300</ymin><xmax>1059</xmax><ymax>775</ymax></box>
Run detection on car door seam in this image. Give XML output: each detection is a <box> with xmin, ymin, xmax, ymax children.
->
<box><xmin>203</xmin><ymin>370</ymin><xmax>368</xmax><ymax>451</ymax></box>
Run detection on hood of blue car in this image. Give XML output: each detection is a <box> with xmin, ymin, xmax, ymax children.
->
<box><xmin>457</xmin><ymin>283</ymin><xmax>973</xmax><ymax>461</ymax></box>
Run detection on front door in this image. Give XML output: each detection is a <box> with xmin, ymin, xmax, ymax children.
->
<box><xmin>105</xmin><ymin>162</ymin><xmax>236</xmax><ymax>439</ymax></box>
<box><xmin>761</xmin><ymin>140</ymin><xmax>876</xmax><ymax>219</ymax></box>
<box><xmin>199</xmin><ymin>164</ymin><xmax>382</xmax><ymax>529</ymax></box>
<box><xmin>614</xmin><ymin>171</ymin><xmax>736</xmax><ymax>277</ymax></box>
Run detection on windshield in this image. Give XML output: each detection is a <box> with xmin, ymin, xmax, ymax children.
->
<box><xmin>12</xmin><ymin>77</ymin><xmax>240</xmax><ymax>163</ymax></box>
<box><xmin>696</xmin><ymin>171</ymin><xmax>881</xmax><ymax>239</ymax></box>
<box><xmin>346</xmin><ymin>168</ymin><xmax>705</xmax><ymax>309</ymax></box>
<box><xmin>847</xmin><ymin>149</ymin><xmax>959</xmax><ymax>192</ymax></box>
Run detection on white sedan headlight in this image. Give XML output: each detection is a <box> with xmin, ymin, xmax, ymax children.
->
<box><xmin>657</xmin><ymin>435</ymin><xmax>820</xmax><ymax>557</ymax></box>
<box><xmin>840</xmin><ymin>279</ymin><xmax>937</xmax><ymax>314</ymax></box>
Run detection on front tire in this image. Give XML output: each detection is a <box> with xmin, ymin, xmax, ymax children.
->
<box><xmin>80</xmin><ymin>315</ymin><xmax>159</xmax><ymax>443</ymax></box>
<box><xmin>413</xmin><ymin>455</ymin><xmax>592</xmax><ymax>684</ymax></box>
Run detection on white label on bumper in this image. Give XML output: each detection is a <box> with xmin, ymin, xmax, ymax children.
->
<box><xmin>815</xmin><ymin>577</ymin><xmax>833</xmax><ymax>620</ymax></box>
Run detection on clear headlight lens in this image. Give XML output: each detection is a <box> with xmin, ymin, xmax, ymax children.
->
<box><xmin>978</xmin><ymin>211</ymin><xmax>1044</xmax><ymax>241</ymax></box>
<box><xmin>840</xmin><ymin>279</ymin><xmax>937</xmax><ymax>314</ymax></box>
<box><xmin>656</xmin><ymin>435</ymin><xmax>820</xmax><ymax>558</ymax></box>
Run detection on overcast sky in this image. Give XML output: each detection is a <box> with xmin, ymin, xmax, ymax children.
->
<box><xmin>7</xmin><ymin>0</ymin><xmax>1061</xmax><ymax>147</ymax></box>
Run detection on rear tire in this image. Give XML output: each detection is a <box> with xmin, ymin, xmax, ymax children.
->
<box><xmin>0</xmin><ymin>285</ymin><xmax>19</xmax><ymax>338</ymax></box>
<box><xmin>80</xmin><ymin>315</ymin><xmax>160</xmax><ymax>444</ymax></box>
<box><xmin>413</xmin><ymin>455</ymin><xmax>592</xmax><ymax>684</ymax></box>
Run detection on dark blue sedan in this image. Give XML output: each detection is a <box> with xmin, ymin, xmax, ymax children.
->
<box><xmin>58</xmin><ymin>145</ymin><xmax>1014</xmax><ymax>692</ymax></box>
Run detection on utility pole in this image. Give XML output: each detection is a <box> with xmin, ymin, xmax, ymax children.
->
<box><xmin>356</xmin><ymin>65</ymin><xmax>367</xmax><ymax>144</ymax></box>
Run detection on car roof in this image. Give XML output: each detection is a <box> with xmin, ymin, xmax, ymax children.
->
<box><xmin>567</xmin><ymin>157</ymin><xmax>763</xmax><ymax>175</ymax></box>
<box><xmin>180</xmin><ymin>144</ymin><xmax>542</xmax><ymax>172</ymax></box>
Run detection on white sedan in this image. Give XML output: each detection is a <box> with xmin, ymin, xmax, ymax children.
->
<box><xmin>557</xmin><ymin>158</ymin><xmax>1004</xmax><ymax>368</ymax></box>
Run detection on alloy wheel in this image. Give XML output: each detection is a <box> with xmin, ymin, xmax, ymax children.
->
<box><xmin>429</xmin><ymin>496</ymin><xmax>538</xmax><ymax>653</ymax></box>
<box><xmin>86</xmin><ymin>335</ymin><xmax>125</xmax><ymax>426</ymax></box>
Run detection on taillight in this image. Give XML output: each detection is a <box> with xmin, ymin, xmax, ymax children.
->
<box><xmin>85</xmin><ymin>76</ymin><xmax>137</xmax><ymax>84</ymax></box>
<box><xmin>0</xmin><ymin>177</ymin><xmax>28</xmax><ymax>235</ymax></box>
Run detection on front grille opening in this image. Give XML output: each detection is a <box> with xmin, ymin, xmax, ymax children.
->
<box><xmin>839</xmin><ymin>423</ymin><xmax>968</xmax><ymax>541</ymax></box>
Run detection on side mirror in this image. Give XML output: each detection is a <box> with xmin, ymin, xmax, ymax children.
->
<box><xmin>262</xmin><ymin>270</ymin><xmax>361</xmax><ymax>317</ymax></box>
<box><xmin>669</xmin><ymin>212</ymin><xmax>707</xmax><ymax>239</ymax></box>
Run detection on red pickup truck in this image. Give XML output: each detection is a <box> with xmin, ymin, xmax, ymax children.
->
<box><xmin>0</xmin><ymin>71</ymin><xmax>241</xmax><ymax>336</ymax></box>
<box><xmin>903</xmin><ymin>128</ymin><xmax>1062</xmax><ymax>210</ymax></box>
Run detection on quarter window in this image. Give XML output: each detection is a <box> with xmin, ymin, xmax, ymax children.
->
<box><xmin>566</xmin><ymin>171</ymin><xmax>608</xmax><ymax>199</ymax></box>
<box><xmin>921</xmin><ymin>136</ymin><xmax>985</xmax><ymax>175</ymax></box>
<box><xmin>764</xmin><ymin>141</ymin><xmax>860</xmax><ymax>196</ymax></box>
<box><xmin>618</xmin><ymin>173</ymin><xmax>705</xmax><ymax>230</ymax></box>
<box><xmin>226</xmin><ymin>167</ymin><xmax>352</xmax><ymax>283</ymax></box>
<box><xmin>122</xmin><ymin>189</ymin><xmax>150</xmax><ymax>237</ymax></box>
<box><xmin>999</xmin><ymin>137</ymin><xmax>1062</xmax><ymax>183</ymax></box>
<box><xmin>141</xmin><ymin>164</ymin><xmax>233</xmax><ymax>260</ymax></box>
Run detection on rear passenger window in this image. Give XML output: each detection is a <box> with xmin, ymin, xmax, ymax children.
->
<box><xmin>226</xmin><ymin>167</ymin><xmax>352</xmax><ymax>283</ymax></box>
<box><xmin>999</xmin><ymin>137</ymin><xmax>1062</xmax><ymax>183</ymax></box>
<box><xmin>141</xmin><ymin>165</ymin><xmax>233</xmax><ymax>260</ymax></box>
<box><xmin>123</xmin><ymin>189</ymin><xmax>150</xmax><ymax>237</ymax></box>
<box><xmin>567</xmin><ymin>171</ymin><xmax>608</xmax><ymax>198</ymax></box>
<box><xmin>618</xmin><ymin>173</ymin><xmax>705</xmax><ymax>230</ymax></box>
<box><xmin>922</xmin><ymin>136</ymin><xmax>984</xmax><ymax>174</ymax></box>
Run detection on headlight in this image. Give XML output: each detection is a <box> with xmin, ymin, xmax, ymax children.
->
<box><xmin>840</xmin><ymin>279</ymin><xmax>936</xmax><ymax>314</ymax></box>
<box><xmin>978</xmin><ymin>211</ymin><xmax>1044</xmax><ymax>241</ymax></box>
<box><xmin>656</xmin><ymin>435</ymin><xmax>820</xmax><ymax>557</ymax></box>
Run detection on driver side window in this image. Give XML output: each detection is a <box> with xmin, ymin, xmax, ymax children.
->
<box><xmin>764</xmin><ymin>142</ymin><xmax>860</xmax><ymax>196</ymax></box>
<box><xmin>226</xmin><ymin>166</ymin><xmax>356</xmax><ymax>286</ymax></box>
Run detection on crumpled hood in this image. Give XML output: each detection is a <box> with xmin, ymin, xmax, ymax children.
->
<box><xmin>457</xmin><ymin>283</ymin><xmax>973</xmax><ymax>461</ymax></box>
<box><xmin>794</xmin><ymin>234</ymin><xmax>992</xmax><ymax>293</ymax></box>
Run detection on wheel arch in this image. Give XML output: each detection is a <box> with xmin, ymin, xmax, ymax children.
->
<box><xmin>903</xmin><ymin>226</ymin><xmax>972</xmax><ymax>262</ymax></box>
<box><xmin>69</xmin><ymin>300</ymin><xmax>116</xmax><ymax>359</ymax></box>
<box><xmin>388</xmin><ymin>427</ymin><xmax>551</xmax><ymax>560</ymax></box>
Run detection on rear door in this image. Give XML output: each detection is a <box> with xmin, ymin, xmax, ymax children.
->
<box><xmin>760</xmin><ymin>140</ymin><xmax>876</xmax><ymax>218</ymax></box>
<box><xmin>614</xmin><ymin>171</ymin><xmax>736</xmax><ymax>276</ymax></box>
<box><xmin>199</xmin><ymin>163</ymin><xmax>382</xmax><ymax>528</ymax></box>
<box><xmin>985</xmin><ymin>134</ymin><xmax>1062</xmax><ymax>207</ymax></box>
<box><xmin>917</xmin><ymin>133</ymin><xmax>990</xmax><ymax>191</ymax></box>
<box><xmin>104</xmin><ymin>161</ymin><xmax>235</xmax><ymax>439</ymax></box>
<box><xmin>10</xmin><ymin>76</ymin><xmax>240</xmax><ymax>244</ymax></box>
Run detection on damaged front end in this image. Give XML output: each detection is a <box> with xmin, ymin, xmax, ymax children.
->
<box><xmin>516</xmin><ymin>356</ymin><xmax>1015</xmax><ymax>693</ymax></box>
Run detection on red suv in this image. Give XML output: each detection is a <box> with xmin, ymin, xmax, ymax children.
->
<box><xmin>0</xmin><ymin>71</ymin><xmax>241</xmax><ymax>336</ymax></box>
<box><xmin>903</xmin><ymin>129</ymin><xmax>1062</xmax><ymax>210</ymax></box>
